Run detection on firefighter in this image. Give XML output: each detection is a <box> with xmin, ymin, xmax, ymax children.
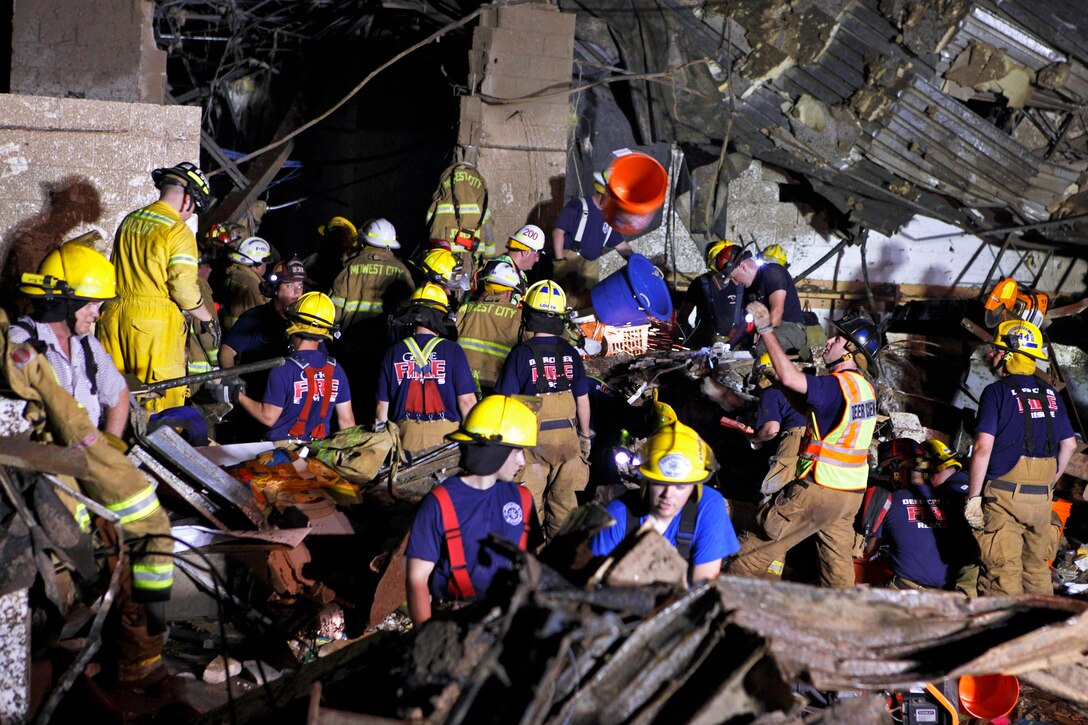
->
<box><xmin>921</xmin><ymin>439</ymin><xmax>969</xmax><ymax>494</ymax></box>
<box><xmin>220</xmin><ymin>257</ymin><xmax>309</xmax><ymax>369</ymax></box>
<box><xmin>14</xmin><ymin>242</ymin><xmax>130</xmax><ymax>438</ymax></box>
<box><xmin>314</xmin><ymin>215</ymin><xmax>358</xmax><ymax>289</ymax></box>
<box><xmin>677</xmin><ymin>240</ymin><xmax>747</xmax><ymax>348</ymax></box>
<box><xmin>919</xmin><ymin>438</ymin><xmax>980</xmax><ymax>595</ymax></box>
<box><xmin>329</xmin><ymin>218</ymin><xmax>414</xmax><ymax>332</ymax></box>
<box><xmin>228</xmin><ymin>291</ymin><xmax>354</xmax><ymax>442</ymax></box>
<box><xmin>457</xmin><ymin>259</ymin><xmax>525</xmax><ymax>395</ymax></box>
<box><xmin>965</xmin><ymin>320</ymin><xmax>1076</xmax><ymax>596</ymax></box>
<box><xmin>186</xmin><ymin>245</ymin><xmax>219</xmax><ymax>375</ymax></box>
<box><xmin>748</xmin><ymin>353</ymin><xmax>807</xmax><ymax>498</ymax></box>
<box><xmin>863</xmin><ymin>439</ymin><xmax>974</xmax><ymax>591</ymax></box>
<box><xmin>416</xmin><ymin>247</ymin><xmax>470</xmax><ymax>301</ymax></box>
<box><xmin>405</xmin><ymin>395</ymin><xmax>541</xmax><ymax>625</ymax></box>
<box><xmin>551</xmin><ymin>171</ymin><xmax>634</xmax><ymax>306</ymax></box>
<box><xmin>592</xmin><ymin>420</ymin><xmax>739</xmax><ymax>582</ymax></box>
<box><xmin>496</xmin><ymin>280</ymin><xmax>591</xmax><ymax>539</ymax></box>
<box><xmin>759</xmin><ymin>243</ymin><xmax>789</xmax><ymax>269</ymax></box>
<box><xmin>725</xmin><ymin>247</ymin><xmax>808</xmax><ymax>358</ymax></box>
<box><xmin>728</xmin><ymin>303</ymin><xmax>881</xmax><ymax>588</ymax></box>
<box><xmin>97</xmin><ymin>162</ymin><xmax>218</xmax><ymax>412</ymax></box>
<box><xmin>220</xmin><ymin>236</ymin><xmax>272</xmax><ymax>331</ymax></box>
<box><xmin>1</xmin><ymin>312</ymin><xmax>175</xmax><ymax>691</ymax></box>
<box><xmin>425</xmin><ymin>161</ymin><xmax>491</xmax><ymax>255</ymax></box>
<box><xmin>375</xmin><ymin>284</ymin><xmax>478</xmax><ymax>455</ymax></box>
<box><xmin>489</xmin><ymin>224</ymin><xmax>544</xmax><ymax>302</ymax></box>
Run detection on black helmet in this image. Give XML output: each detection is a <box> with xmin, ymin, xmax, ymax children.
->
<box><xmin>830</xmin><ymin>314</ymin><xmax>881</xmax><ymax>370</ymax></box>
<box><xmin>151</xmin><ymin>162</ymin><xmax>213</xmax><ymax>213</ymax></box>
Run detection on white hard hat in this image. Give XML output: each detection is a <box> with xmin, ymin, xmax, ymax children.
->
<box><xmin>362</xmin><ymin>218</ymin><xmax>400</xmax><ymax>249</ymax></box>
<box><xmin>508</xmin><ymin>224</ymin><xmax>545</xmax><ymax>252</ymax></box>
<box><xmin>480</xmin><ymin>260</ymin><xmax>524</xmax><ymax>292</ymax></box>
<box><xmin>229</xmin><ymin>236</ymin><xmax>272</xmax><ymax>265</ymax></box>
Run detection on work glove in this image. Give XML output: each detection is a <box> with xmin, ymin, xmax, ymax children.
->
<box><xmin>373</xmin><ymin>420</ymin><xmax>388</xmax><ymax>434</ymax></box>
<box><xmin>578</xmin><ymin>432</ymin><xmax>594</xmax><ymax>460</ymax></box>
<box><xmin>199</xmin><ymin>318</ymin><xmax>222</xmax><ymax>349</ymax></box>
<box><xmin>964</xmin><ymin>495</ymin><xmax>984</xmax><ymax>530</ymax></box>
<box><xmin>144</xmin><ymin>600</ymin><xmax>168</xmax><ymax>636</ymax></box>
<box><xmin>211</xmin><ymin>376</ymin><xmax>246</xmax><ymax>405</ymax></box>
<box><xmin>746</xmin><ymin>301</ymin><xmax>773</xmax><ymax>335</ymax></box>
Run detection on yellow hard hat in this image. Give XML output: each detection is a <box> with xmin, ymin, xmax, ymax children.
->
<box><xmin>286</xmin><ymin>291</ymin><xmax>339</xmax><ymax>340</ymax></box>
<box><xmin>705</xmin><ymin>240</ymin><xmax>735</xmax><ymax>272</ymax></box>
<box><xmin>921</xmin><ymin>439</ymin><xmax>962</xmax><ymax>473</ymax></box>
<box><xmin>319</xmin><ymin>216</ymin><xmax>358</xmax><ymax>242</ymax></box>
<box><xmin>992</xmin><ymin>319</ymin><xmax>1047</xmax><ymax>361</ymax></box>
<box><xmin>760</xmin><ymin>243</ymin><xmax>788</xmax><ymax>268</ymax></box>
<box><xmin>408</xmin><ymin>282</ymin><xmax>450</xmax><ymax>314</ymax></box>
<box><xmin>754</xmin><ymin>353</ymin><xmax>774</xmax><ymax>376</ymax></box>
<box><xmin>592</xmin><ymin>170</ymin><xmax>611</xmax><ymax>194</ymax></box>
<box><xmin>421</xmin><ymin>248</ymin><xmax>461</xmax><ymax>283</ymax></box>
<box><xmin>448</xmin><ymin>394</ymin><xmax>538</xmax><ymax>448</ymax></box>
<box><xmin>20</xmin><ymin>242</ymin><xmax>117</xmax><ymax>301</ymax></box>
<box><xmin>523</xmin><ymin>279</ymin><xmax>567</xmax><ymax>314</ymax></box>
<box><xmin>638</xmin><ymin>421</ymin><xmax>716</xmax><ymax>485</ymax></box>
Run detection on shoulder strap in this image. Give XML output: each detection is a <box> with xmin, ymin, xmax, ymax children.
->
<box><xmin>675</xmin><ymin>495</ymin><xmax>699</xmax><ymax>561</ymax></box>
<box><xmin>431</xmin><ymin>485</ymin><xmax>477</xmax><ymax>600</ymax></box>
<box><xmin>79</xmin><ymin>336</ymin><xmax>98</xmax><ymax>396</ymax></box>
<box><xmin>1002</xmin><ymin>379</ymin><xmax>1055</xmax><ymax>456</ymax></box>
<box><xmin>574</xmin><ymin>198</ymin><xmax>590</xmax><ymax>244</ymax></box>
<box><xmin>860</xmin><ymin>485</ymin><xmax>892</xmax><ymax>537</ymax></box>
<box><xmin>404</xmin><ymin>336</ymin><xmax>442</xmax><ymax>369</ymax></box>
<box><xmin>11</xmin><ymin>320</ymin><xmax>45</xmax><ymax>353</ymax></box>
<box><xmin>517</xmin><ymin>485</ymin><xmax>532</xmax><ymax>551</ymax></box>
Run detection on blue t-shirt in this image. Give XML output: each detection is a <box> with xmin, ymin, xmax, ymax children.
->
<box><xmin>262</xmin><ymin>349</ymin><xmax>351</xmax><ymax>441</ymax></box>
<box><xmin>223</xmin><ymin>302</ymin><xmax>290</xmax><ymax>364</ymax></box>
<box><xmin>590</xmin><ymin>487</ymin><xmax>739</xmax><ymax>566</ymax></box>
<box><xmin>803</xmin><ymin>373</ymin><xmax>851</xmax><ymax>436</ymax></box>
<box><xmin>376</xmin><ymin>334</ymin><xmax>476</xmax><ymax>422</ymax></box>
<box><xmin>555</xmin><ymin>196</ymin><xmax>625</xmax><ymax>261</ymax></box>
<box><xmin>875</xmin><ymin>482</ymin><xmax>967</xmax><ymax>589</ymax></box>
<box><xmin>943</xmin><ymin>469</ymin><xmax>969</xmax><ymax>497</ymax></box>
<box><xmin>976</xmin><ymin>374</ymin><xmax>1074</xmax><ymax>479</ymax></box>
<box><xmin>496</xmin><ymin>337</ymin><xmax>590</xmax><ymax>397</ymax></box>
<box><xmin>406</xmin><ymin>477</ymin><xmax>539</xmax><ymax>601</ymax></box>
<box><xmin>755</xmin><ymin>385</ymin><xmax>807</xmax><ymax>431</ymax></box>
<box><xmin>747</xmin><ymin>263</ymin><xmax>805</xmax><ymax>326</ymax></box>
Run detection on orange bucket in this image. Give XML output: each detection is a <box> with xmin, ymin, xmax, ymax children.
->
<box><xmin>602</xmin><ymin>153</ymin><xmax>668</xmax><ymax>235</ymax></box>
<box><xmin>1052</xmin><ymin>497</ymin><xmax>1073</xmax><ymax>528</ymax></box>
<box><xmin>958</xmin><ymin>674</ymin><xmax>1019</xmax><ymax>719</ymax></box>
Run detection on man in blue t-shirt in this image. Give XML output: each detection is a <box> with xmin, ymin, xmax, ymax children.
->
<box><xmin>965</xmin><ymin>320</ymin><xmax>1076</xmax><ymax>596</ymax></box>
<box><xmin>232</xmin><ymin>292</ymin><xmax>355</xmax><ymax>442</ymax></box>
<box><xmin>726</xmin><ymin>249</ymin><xmax>808</xmax><ymax>358</ymax></box>
<box><xmin>550</xmin><ymin>171</ymin><xmax>634</xmax><ymax>306</ymax></box>
<box><xmin>677</xmin><ymin>240</ymin><xmax>749</xmax><ymax>348</ymax></box>
<box><xmin>593</xmin><ymin>421</ymin><xmax>739</xmax><ymax>582</ymax></box>
<box><xmin>376</xmin><ymin>283</ymin><xmax>478</xmax><ymax>455</ymax></box>
<box><xmin>406</xmin><ymin>395</ymin><xmax>542</xmax><ymax>625</ymax></box>
<box><xmin>920</xmin><ymin>438</ymin><xmax>979</xmax><ymax>594</ymax></box>
<box><xmin>748</xmin><ymin>354</ymin><xmax>808</xmax><ymax>497</ymax></box>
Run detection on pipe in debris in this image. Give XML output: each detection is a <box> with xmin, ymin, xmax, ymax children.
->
<box><xmin>794</xmin><ymin>237</ymin><xmax>851</xmax><ymax>284</ymax></box>
<box><xmin>132</xmin><ymin>356</ymin><xmax>287</xmax><ymax>395</ymax></box>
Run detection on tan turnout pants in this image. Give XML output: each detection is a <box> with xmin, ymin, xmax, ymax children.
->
<box><xmin>521</xmin><ymin>392</ymin><xmax>589</xmax><ymax>539</ymax></box>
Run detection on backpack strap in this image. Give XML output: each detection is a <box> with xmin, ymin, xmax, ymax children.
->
<box><xmin>431</xmin><ymin>484</ymin><xmax>477</xmax><ymax>600</ymax></box>
<box><xmin>859</xmin><ymin>485</ymin><xmax>892</xmax><ymax>537</ymax></box>
<box><xmin>517</xmin><ymin>485</ymin><xmax>532</xmax><ymax>551</ymax></box>
<box><xmin>573</xmin><ymin>197</ymin><xmax>590</xmax><ymax>248</ymax></box>
<box><xmin>287</xmin><ymin>361</ymin><xmax>337</xmax><ymax>439</ymax></box>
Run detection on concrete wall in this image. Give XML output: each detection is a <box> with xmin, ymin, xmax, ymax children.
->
<box><xmin>0</xmin><ymin>93</ymin><xmax>200</xmax><ymax>292</ymax></box>
<box><xmin>11</xmin><ymin>0</ymin><xmax>166</xmax><ymax>103</ymax></box>
<box><xmin>458</xmin><ymin>2</ymin><xmax>575</xmax><ymax>241</ymax></box>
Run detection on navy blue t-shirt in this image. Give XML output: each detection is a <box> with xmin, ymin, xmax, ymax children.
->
<box><xmin>591</xmin><ymin>487</ymin><xmax>739</xmax><ymax>565</ymax></box>
<box><xmin>406</xmin><ymin>477</ymin><xmax>540</xmax><ymax>601</ymax></box>
<box><xmin>976</xmin><ymin>374</ymin><xmax>1074</xmax><ymax>479</ymax></box>
<box><xmin>223</xmin><ymin>302</ymin><xmax>290</xmax><ymax>364</ymax></box>
<box><xmin>755</xmin><ymin>385</ymin><xmax>807</xmax><ymax>431</ymax></box>
<box><xmin>262</xmin><ymin>350</ymin><xmax>351</xmax><ymax>441</ymax></box>
<box><xmin>496</xmin><ymin>337</ymin><xmax>590</xmax><ymax>397</ymax></box>
<box><xmin>875</xmin><ymin>482</ymin><xmax>967</xmax><ymax>589</ymax></box>
<box><xmin>747</xmin><ymin>263</ymin><xmax>805</xmax><ymax>325</ymax></box>
<box><xmin>803</xmin><ymin>373</ymin><xmax>851</xmax><ymax>436</ymax></box>
<box><xmin>943</xmin><ymin>469</ymin><xmax>969</xmax><ymax>497</ymax></box>
<box><xmin>555</xmin><ymin>196</ymin><xmax>624</xmax><ymax>261</ymax></box>
<box><xmin>683</xmin><ymin>272</ymin><xmax>745</xmax><ymax>345</ymax></box>
<box><xmin>376</xmin><ymin>334</ymin><xmax>477</xmax><ymax>422</ymax></box>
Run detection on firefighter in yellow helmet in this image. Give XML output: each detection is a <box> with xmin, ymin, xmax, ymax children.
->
<box><xmin>496</xmin><ymin>280</ymin><xmax>591</xmax><ymax>538</ymax></box>
<box><xmin>15</xmin><ymin>242</ymin><xmax>131</xmax><ymax>437</ymax></box>
<box><xmin>759</xmin><ymin>243</ymin><xmax>788</xmax><ymax>269</ymax></box>
<box><xmin>329</xmin><ymin>218</ymin><xmax>414</xmax><ymax>331</ymax></box>
<box><xmin>677</xmin><ymin>240</ymin><xmax>747</xmax><ymax>348</ymax></box>
<box><xmin>747</xmin><ymin>353</ymin><xmax>807</xmax><ymax>498</ymax></box>
<box><xmin>728</xmin><ymin>304</ymin><xmax>881</xmax><ymax>587</ymax></box>
<box><xmin>97</xmin><ymin>162</ymin><xmax>218</xmax><ymax>412</ymax></box>
<box><xmin>591</xmin><ymin>420</ymin><xmax>739</xmax><ymax>582</ymax></box>
<box><xmin>405</xmin><ymin>395</ymin><xmax>542</xmax><ymax>625</ymax></box>
<box><xmin>228</xmin><ymin>292</ymin><xmax>355</xmax><ymax>441</ymax></box>
<box><xmin>375</xmin><ymin>284</ymin><xmax>479</xmax><ymax>455</ymax></box>
<box><xmin>965</xmin><ymin>319</ymin><xmax>1075</xmax><ymax>595</ymax></box>
<box><xmin>457</xmin><ymin>259</ymin><xmax>525</xmax><ymax>395</ymax></box>
<box><xmin>1</xmin><ymin>308</ymin><xmax>176</xmax><ymax>690</ymax></box>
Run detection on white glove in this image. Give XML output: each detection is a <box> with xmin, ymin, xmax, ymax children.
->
<box><xmin>964</xmin><ymin>496</ymin><xmax>984</xmax><ymax>530</ymax></box>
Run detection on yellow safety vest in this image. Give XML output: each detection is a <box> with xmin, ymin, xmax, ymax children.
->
<box><xmin>796</xmin><ymin>370</ymin><xmax>877</xmax><ymax>491</ymax></box>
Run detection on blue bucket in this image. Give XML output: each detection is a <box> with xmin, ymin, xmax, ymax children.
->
<box><xmin>591</xmin><ymin>254</ymin><xmax>673</xmax><ymax>326</ymax></box>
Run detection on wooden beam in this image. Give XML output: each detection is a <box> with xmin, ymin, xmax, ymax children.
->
<box><xmin>0</xmin><ymin>438</ymin><xmax>87</xmax><ymax>477</ymax></box>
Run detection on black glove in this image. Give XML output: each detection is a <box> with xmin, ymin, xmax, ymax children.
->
<box><xmin>143</xmin><ymin>600</ymin><xmax>168</xmax><ymax>635</ymax></box>
<box><xmin>199</xmin><ymin>318</ymin><xmax>222</xmax><ymax>349</ymax></box>
<box><xmin>211</xmin><ymin>376</ymin><xmax>246</xmax><ymax>405</ymax></box>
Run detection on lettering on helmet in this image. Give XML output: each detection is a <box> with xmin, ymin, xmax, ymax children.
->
<box><xmin>657</xmin><ymin>453</ymin><xmax>693</xmax><ymax>480</ymax></box>
<box><xmin>850</xmin><ymin>400</ymin><xmax>877</xmax><ymax>419</ymax></box>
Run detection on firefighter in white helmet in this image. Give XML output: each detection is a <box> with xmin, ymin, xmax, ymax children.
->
<box><xmin>457</xmin><ymin>259</ymin><xmax>525</xmax><ymax>395</ymax></box>
<box><xmin>97</xmin><ymin>162</ymin><xmax>217</xmax><ymax>412</ymax></box>
<box><xmin>329</xmin><ymin>218</ymin><xmax>414</xmax><ymax>331</ymax></box>
<box><xmin>220</xmin><ymin>236</ymin><xmax>272</xmax><ymax>332</ymax></box>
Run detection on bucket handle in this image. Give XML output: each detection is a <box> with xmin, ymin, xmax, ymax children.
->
<box><xmin>636</xmin><ymin>292</ymin><xmax>651</xmax><ymax>311</ymax></box>
<box><xmin>651</xmin><ymin>266</ymin><xmax>664</xmax><ymax>279</ymax></box>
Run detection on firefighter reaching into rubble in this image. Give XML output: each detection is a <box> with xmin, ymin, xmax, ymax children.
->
<box><xmin>496</xmin><ymin>280</ymin><xmax>591</xmax><ymax>539</ymax></box>
<box><xmin>728</xmin><ymin>304</ymin><xmax>881</xmax><ymax>588</ymax></box>
<box><xmin>457</xmin><ymin>259</ymin><xmax>525</xmax><ymax>396</ymax></box>
<box><xmin>748</xmin><ymin>353</ymin><xmax>807</xmax><ymax>498</ymax></box>
<box><xmin>226</xmin><ymin>291</ymin><xmax>354</xmax><ymax>442</ymax></box>
<box><xmin>375</xmin><ymin>283</ymin><xmax>478</xmax><ymax>454</ymax></box>
<box><xmin>15</xmin><ymin>242</ymin><xmax>130</xmax><ymax>438</ymax></box>
<box><xmin>965</xmin><ymin>320</ymin><xmax>1076</xmax><ymax>596</ymax></box>
<box><xmin>725</xmin><ymin>246</ymin><xmax>809</xmax><ymax>359</ymax></box>
<box><xmin>677</xmin><ymin>240</ymin><xmax>748</xmax><ymax>348</ymax></box>
<box><xmin>219</xmin><ymin>236</ymin><xmax>272</xmax><ymax>332</ymax></box>
<box><xmin>405</xmin><ymin>395</ymin><xmax>541</xmax><ymax>625</ymax></box>
<box><xmin>98</xmin><ymin>162</ymin><xmax>218</xmax><ymax>412</ymax></box>
<box><xmin>592</xmin><ymin>419</ymin><xmax>739</xmax><ymax>582</ymax></box>
<box><xmin>1</xmin><ymin>311</ymin><xmax>176</xmax><ymax>694</ymax></box>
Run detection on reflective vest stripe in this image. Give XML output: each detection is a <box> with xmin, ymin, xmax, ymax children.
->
<box><xmin>334</xmin><ymin>298</ymin><xmax>384</xmax><ymax>313</ymax></box>
<box><xmin>132</xmin><ymin>562</ymin><xmax>174</xmax><ymax>591</ymax></box>
<box><xmin>73</xmin><ymin>503</ymin><xmax>91</xmax><ymax>533</ymax></box>
<box><xmin>797</xmin><ymin>370</ymin><xmax>876</xmax><ymax>490</ymax></box>
<box><xmin>107</xmin><ymin>484</ymin><xmax>161</xmax><ymax>525</ymax></box>
<box><xmin>168</xmin><ymin>254</ymin><xmax>197</xmax><ymax>267</ymax></box>
<box><xmin>459</xmin><ymin>337</ymin><xmax>511</xmax><ymax>358</ymax></box>
<box><xmin>404</xmin><ymin>337</ymin><xmax>443</xmax><ymax>369</ymax></box>
<box><xmin>131</xmin><ymin>209</ymin><xmax>175</xmax><ymax>226</ymax></box>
